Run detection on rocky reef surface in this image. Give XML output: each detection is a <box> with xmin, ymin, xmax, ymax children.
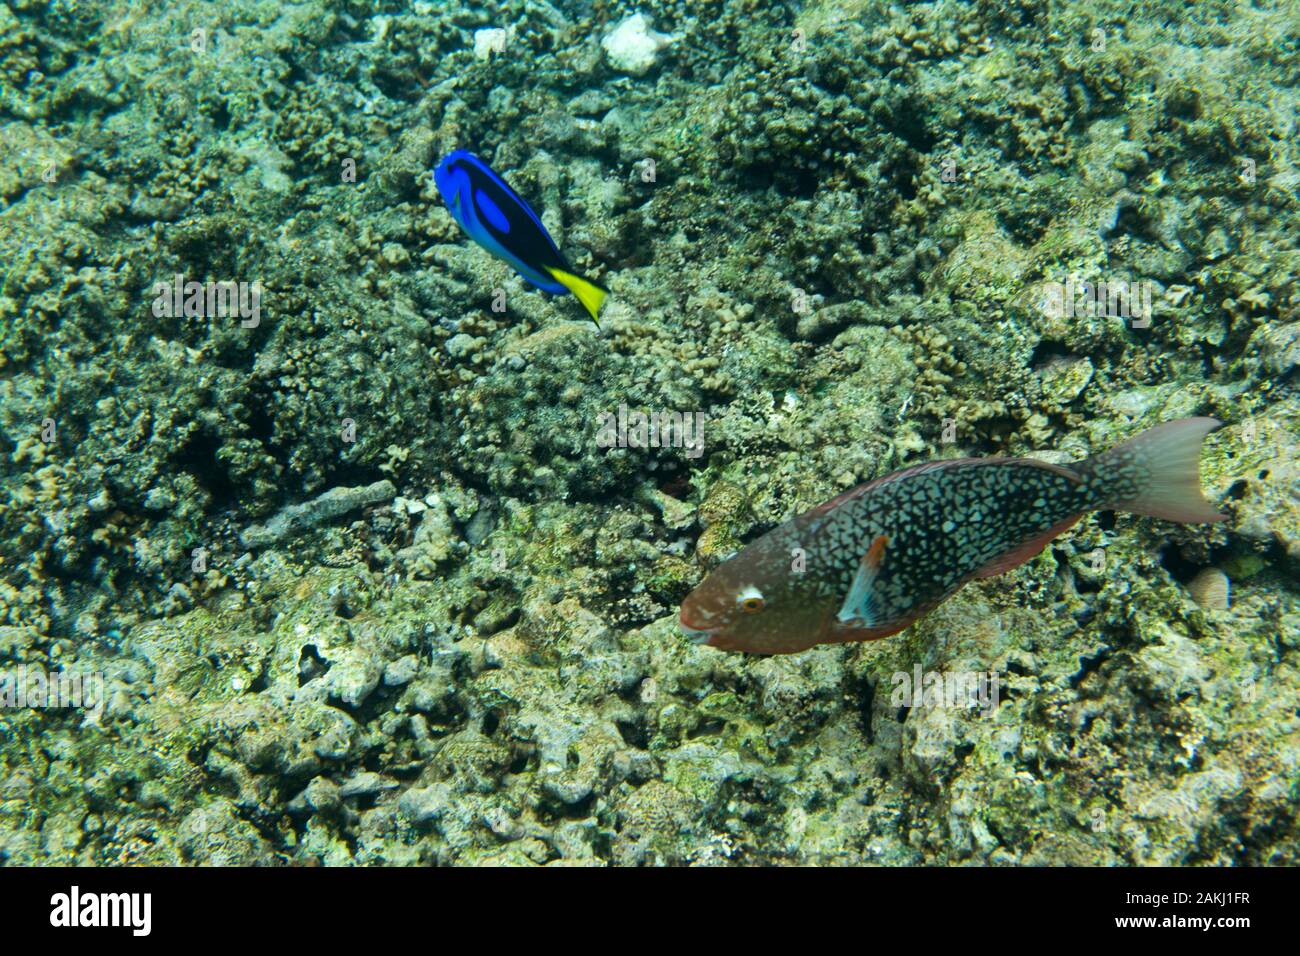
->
<box><xmin>0</xmin><ymin>0</ymin><xmax>1297</xmax><ymax>864</ymax></box>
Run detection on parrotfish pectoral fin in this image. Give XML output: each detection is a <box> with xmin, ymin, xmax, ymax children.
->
<box><xmin>1089</xmin><ymin>417</ymin><xmax>1226</xmax><ymax>523</ymax></box>
<box><xmin>545</xmin><ymin>266</ymin><xmax>607</xmax><ymax>326</ymax></box>
<box><xmin>836</xmin><ymin>535</ymin><xmax>889</xmax><ymax>627</ymax></box>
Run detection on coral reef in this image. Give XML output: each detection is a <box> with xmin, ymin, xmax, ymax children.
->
<box><xmin>0</xmin><ymin>0</ymin><xmax>1296</xmax><ymax>865</ymax></box>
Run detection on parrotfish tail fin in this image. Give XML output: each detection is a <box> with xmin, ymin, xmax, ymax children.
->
<box><xmin>545</xmin><ymin>266</ymin><xmax>607</xmax><ymax>327</ymax></box>
<box><xmin>1083</xmin><ymin>417</ymin><xmax>1225</xmax><ymax>523</ymax></box>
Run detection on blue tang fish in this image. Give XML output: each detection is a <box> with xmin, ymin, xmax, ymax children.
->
<box><xmin>434</xmin><ymin>150</ymin><xmax>608</xmax><ymax>325</ymax></box>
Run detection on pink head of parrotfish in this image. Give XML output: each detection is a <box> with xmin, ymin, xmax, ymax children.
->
<box><xmin>677</xmin><ymin>532</ymin><xmax>836</xmax><ymax>654</ymax></box>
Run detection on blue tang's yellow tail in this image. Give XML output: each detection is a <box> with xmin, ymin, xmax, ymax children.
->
<box><xmin>545</xmin><ymin>267</ymin><xmax>607</xmax><ymax>327</ymax></box>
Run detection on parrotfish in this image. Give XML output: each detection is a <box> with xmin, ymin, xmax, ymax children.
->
<box><xmin>679</xmin><ymin>418</ymin><xmax>1225</xmax><ymax>654</ymax></box>
<box><xmin>434</xmin><ymin>150</ymin><xmax>608</xmax><ymax>325</ymax></box>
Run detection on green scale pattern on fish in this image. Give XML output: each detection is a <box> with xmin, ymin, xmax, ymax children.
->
<box><xmin>792</xmin><ymin>460</ymin><xmax>1093</xmax><ymax>623</ymax></box>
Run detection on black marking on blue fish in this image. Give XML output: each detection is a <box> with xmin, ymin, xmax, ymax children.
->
<box><xmin>440</xmin><ymin>151</ymin><xmax>570</xmax><ymax>281</ymax></box>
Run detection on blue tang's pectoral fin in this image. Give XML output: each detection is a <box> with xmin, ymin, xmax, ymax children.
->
<box><xmin>836</xmin><ymin>535</ymin><xmax>889</xmax><ymax>627</ymax></box>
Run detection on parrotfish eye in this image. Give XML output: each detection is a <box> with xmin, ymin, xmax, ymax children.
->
<box><xmin>736</xmin><ymin>586</ymin><xmax>766</xmax><ymax>614</ymax></box>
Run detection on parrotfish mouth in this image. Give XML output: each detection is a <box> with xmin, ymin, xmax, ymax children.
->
<box><xmin>678</xmin><ymin>608</ymin><xmax>718</xmax><ymax>644</ymax></box>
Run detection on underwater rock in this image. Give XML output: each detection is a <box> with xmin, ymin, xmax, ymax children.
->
<box><xmin>338</xmin><ymin>772</ymin><xmax>398</xmax><ymax>800</ymax></box>
<box><xmin>395</xmin><ymin>493</ymin><xmax>459</xmax><ymax>578</ymax></box>
<box><xmin>398</xmin><ymin>784</ymin><xmax>452</xmax><ymax>826</ymax></box>
<box><xmin>601</xmin><ymin>13</ymin><xmax>675</xmax><ymax>77</ymax></box>
<box><xmin>178</xmin><ymin>800</ymin><xmax>273</xmax><ymax>865</ymax></box>
<box><xmin>240</xmin><ymin>480</ymin><xmax>396</xmax><ymax>549</ymax></box>
<box><xmin>1247</xmin><ymin>321</ymin><xmax>1300</xmax><ymax>379</ymax></box>
<box><xmin>1217</xmin><ymin>417</ymin><xmax>1300</xmax><ymax>562</ymax></box>
<box><xmin>473</xmin><ymin>28</ymin><xmax>510</xmax><ymax>61</ymax></box>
